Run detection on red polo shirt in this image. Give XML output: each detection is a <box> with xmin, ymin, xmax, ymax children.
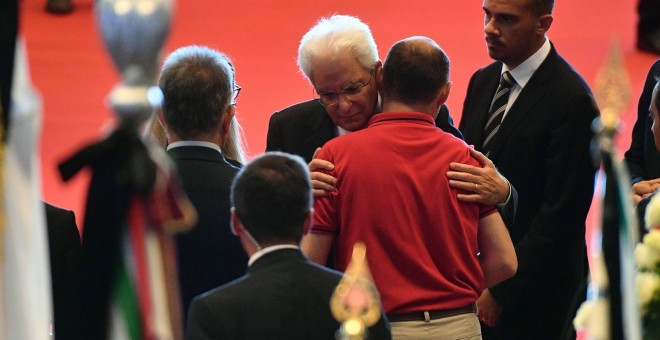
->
<box><xmin>312</xmin><ymin>111</ymin><xmax>496</xmax><ymax>314</ymax></box>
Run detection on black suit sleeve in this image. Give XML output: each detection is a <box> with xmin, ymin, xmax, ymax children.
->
<box><xmin>44</xmin><ymin>202</ymin><xmax>81</xmax><ymax>338</ymax></box>
<box><xmin>0</xmin><ymin>0</ymin><xmax>17</xmax><ymax>139</ymax></box>
<box><xmin>266</xmin><ymin>112</ymin><xmax>283</xmax><ymax>152</ymax></box>
<box><xmin>624</xmin><ymin>59</ymin><xmax>660</xmax><ymax>184</ymax></box>
<box><xmin>498</xmin><ymin>184</ymin><xmax>518</xmax><ymax>227</ymax></box>
<box><xmin>187</xmin><ymin>297</ymin><xmax>219</xmax><ymax>340</ymax></box>
<box><xmin>435</xmin><ymin>104</ymin><xmax>464</xmax><ymax>139</ymax></box>
<box><xmin>489</xmin><ymin>93</ymin><xmax>598</xmax><ymax>309</ymax></box>
<box><xmin>637</xmin><ymin>192</ymin><xmax>655</xmax><ymax>237</ymax></box>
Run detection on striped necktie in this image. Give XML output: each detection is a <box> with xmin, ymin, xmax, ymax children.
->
<box><xmin>482</xmin><ymin>71</ymin><xmax>516</xmax><ymax>157</ymax></box>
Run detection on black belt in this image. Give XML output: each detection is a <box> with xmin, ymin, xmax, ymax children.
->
<box><xmin>386</xmin><ymin>303</ymin><xmax>477</xmax><ymax>323</ymax></box>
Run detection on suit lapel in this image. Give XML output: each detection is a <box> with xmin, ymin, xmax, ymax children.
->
<box><xmin>485</xmin><ymin>47</ymin><xmax>557</xmax><ymax>160</ymax></box>
<box><xmin>462</xmin><ymin>66</ymin><xmax>501</xmax><ymax>150</ymax></box>
<box><xmin>302</xmin><ymin>101</ymin><xmax>336</xmax><ymax>147</ymax></box>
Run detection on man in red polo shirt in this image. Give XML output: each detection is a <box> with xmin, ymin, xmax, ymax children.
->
<box><xmin>302</xmin><ymin>36</ymin><xmax>517</xmax><ymax>339</ymax></box>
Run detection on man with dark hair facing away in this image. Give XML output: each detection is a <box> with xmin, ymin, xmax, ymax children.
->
<box><xmin>186</xmin><ymin>152</ymin><xmax>391</xmax><ymax>340</ymax></box>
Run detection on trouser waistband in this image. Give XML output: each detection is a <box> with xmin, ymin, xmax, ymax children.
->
<box><xmin>386</xmin><ymin>303</ymin><xmax>477</xmax><ymax>323</ymax></box>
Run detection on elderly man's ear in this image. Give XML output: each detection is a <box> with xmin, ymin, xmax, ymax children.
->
<box><xmin>374</xmin><ymin>60</ymin><xmax>384</xmax><ymax>92</ymax></box>
<box><xmin>221</xmin><ymin>105</ymin><xmax>236</xmax><ymax>136</ymax></box>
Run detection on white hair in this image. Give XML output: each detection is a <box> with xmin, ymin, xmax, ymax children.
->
<box><xmin>297</xmin><ymin>15</ymin><xmax>379</xmax><ymax>81</ymax></box>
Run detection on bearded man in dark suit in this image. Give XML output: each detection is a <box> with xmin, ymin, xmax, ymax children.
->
<box><xmin>186</xmin><ymin>152</ymin><xmax>391</xmax><ymax>340</ymax></box>
<box><xmin>457</xmin><ymin>0</ymin><xmax>599</xmax><ymax>338</ymax></box>
<box><xmin>157</xmin><ymin>45</ymin><xmax>248</xmax><ymax>321</ymax></box>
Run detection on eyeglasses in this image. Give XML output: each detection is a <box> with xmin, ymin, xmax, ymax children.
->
<box><xmin>315</xmin><ymin>70</ymin><xmax>374</xmax><ymax>107</ymax></box>
<box><xmin>232</xmin><ymin>84</ymin><xmax>241</xmax><ymax>105</ymax></box>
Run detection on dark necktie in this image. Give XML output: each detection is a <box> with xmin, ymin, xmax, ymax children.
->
<box><xmin>482</xmin><ymin>71</ymin><xmax>516</xmax><ymax>157</ymax></box>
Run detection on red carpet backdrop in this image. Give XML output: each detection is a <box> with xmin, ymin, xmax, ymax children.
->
<box><xmin>20</xmin><ymin>0</ymin><xmax>658</xmax><ymax>230</ymax></box>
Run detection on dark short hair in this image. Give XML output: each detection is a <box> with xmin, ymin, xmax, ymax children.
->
<box><xmin>231</xmin><ymin>152</ymin><xmax>312</xmax><ymax>244</ymax></box>
<box><xmin>382</xmin><ymin>36</ymin><xmax>449</xmax><ymax>106</ymax></box>
<box><xmin>529</xmin><ymin>0</ymin><xmax>554</xmax><ymax>16</ymax></box>
<box><xmin>158</xmin><ymin>45</ymin><xmax>234</xmax><ymax>140</ymax></box>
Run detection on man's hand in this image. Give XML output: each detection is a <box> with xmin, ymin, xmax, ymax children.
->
<box><xmin>309</xmin><ymin>147</ymin><xmax>337</xmax><ymax>197</ymax></box>
<box><xmin>632</xmin><ymin>178</ymin><xmax>660</xmax><ymax>206</ymax></box>
<box><xmin>447</xmin><ymin>147</ymin><xmax>509</xmax><ymax>205</ymax></box>
<box><xmin>477</xmin><ymin>289</ymin><xmax>502</xmax><ymax>327</ymax></box>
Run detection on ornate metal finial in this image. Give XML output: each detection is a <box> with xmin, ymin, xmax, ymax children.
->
<box><xmin>576</xmin><ymin>38</ymin><xmax>642</xmax><ymax>340</ymax></box>
<box><xmin>330</xmin><ymin>243</ymin><xmax>381</xmax><ymax>340</ymax></box>
<box><xmin>593</xmin><ymin>39</ymin><xmax>631</xmax><ymax>134</ymax></box>
<box><xmin>95</xmin><ymin>0</ymin><xmax>173</xmax><ymax>126</ymax></box>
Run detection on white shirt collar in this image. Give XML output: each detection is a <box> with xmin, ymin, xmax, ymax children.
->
<box><xmin>166</xmin><ymin>140</ymin><xmax>222</xmax><ymax>154</ymax></box>
<box><xmin>337</xmin><ymin>125</ymin><xmax>350</xmax><ymax>136</ymax></box>
<box><xmin>502</xmin><ymin>38</ymin><xmax>551</xmax><ymax>88</ymax></box>
<box><xmin>497</xmin><ymin>38</ymin><xmax>551</xmax><ymax>119</ymax></box>
<box><xmin>248</xmin><ymin>244</ymin><xmax>300</xmax><ymax>267</ymax></box>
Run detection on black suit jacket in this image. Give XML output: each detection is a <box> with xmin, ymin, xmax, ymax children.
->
<box><xmin>186</xmin><ymin>248</ymin><xmax>391</xmax><ymax>340</ymax></box>
<box><xmin>44</xmin><ymin>202</ymin><xmax>81</xmax><ymax>338</ymax></box>
<box><xmin>624</xmin><ymin>59</ymin><xmax>660</xmax><ymax>184</ymax></box>
<box><xmin>625</xmin><ymin>59</ymin><xmax>660</xmax><ymax>234</ymax></box>
<box><xmin>266</xmin><ymin>99</ymin><xmax>463</xmax><ymax>163</ymax></box>
<box><xmin>460</xmin><ymin>44</ymin><xmax>598</xmax><ymax>339</ymax></box>
<box><xmin>625</xmin><ymin>59</ymin><xmax>660</xmax><ymax>184</ymax></box>
<box><xmin>0</xmin><ymin>0</ymin><xmax>17</xmax><ymax>131</ymax></box>
<box><xmin>168</xmin><ymin>146</ymin><xmax>248</xmax><ymax>322</ymax></box>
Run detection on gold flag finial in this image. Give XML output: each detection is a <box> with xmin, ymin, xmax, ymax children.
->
<box><xmin>330</xmin><ymin>242</ymin><xmax>381</xmax><ymax>340</ymax></box>
<box><xmin>594</xmin><ymin>39</ymin><xmax>631</xmax><ymax>132</ymax></box>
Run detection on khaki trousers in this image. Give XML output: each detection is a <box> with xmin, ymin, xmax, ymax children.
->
<box><xmin>390</xmin><ymin>312</ymin><xmax>481</xmax><ymax>340</ymax></box>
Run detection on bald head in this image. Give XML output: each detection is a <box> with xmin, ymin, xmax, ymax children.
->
<box><xmin>381</xmin><ymin>36</ymin><xmax>450</xmax><ymax>107</ymax></box>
